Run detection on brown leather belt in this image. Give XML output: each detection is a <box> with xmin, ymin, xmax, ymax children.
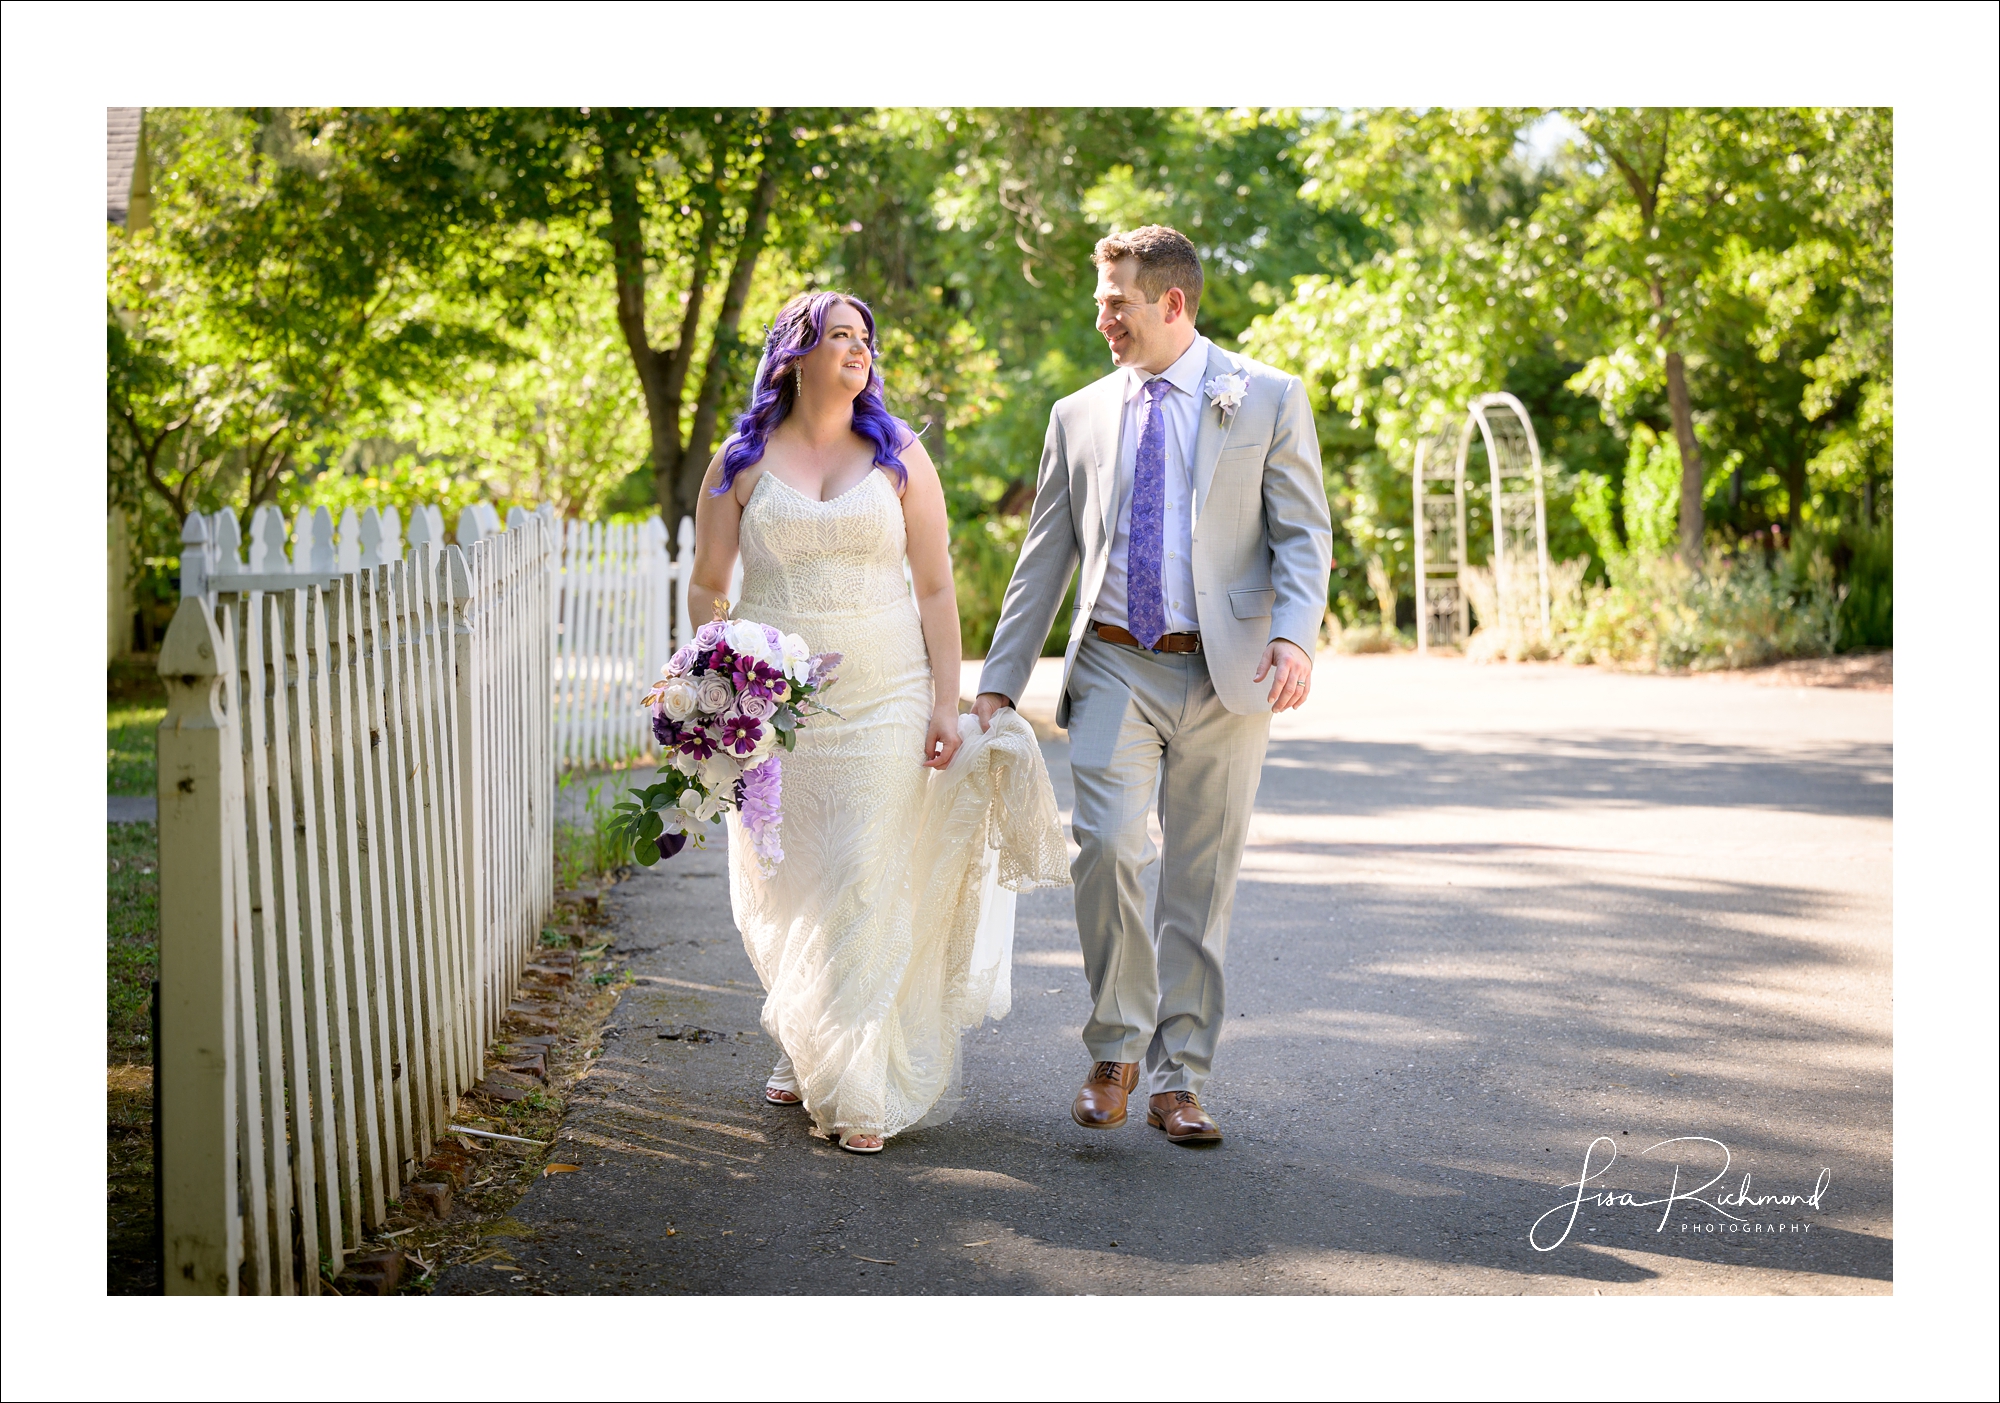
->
<box><xmin>1089</xmin><ymin>621</ymin><xmax>1203</xmax><ymax>654</ymax></box>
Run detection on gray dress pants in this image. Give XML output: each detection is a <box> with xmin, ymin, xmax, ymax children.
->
<box><xmin>1064</xmin><ymin>631</ymin><xmax>1271</xmax><ymax>1095</ymax></box>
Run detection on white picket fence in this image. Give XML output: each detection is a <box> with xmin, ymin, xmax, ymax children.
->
<box><xmin>157</xmin><ymin>510</ymin><xmax>554</xmax><ymax>1293</ymax></box>
<box><xmin>181</xmin><ymin>504</ymin><xmax>734</xmax><ymax>770</ymax></box>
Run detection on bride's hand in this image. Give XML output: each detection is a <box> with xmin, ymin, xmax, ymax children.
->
<box><xmin>921</xmin><ymin>705</ymin><xmax>963</xmax><ymax>770</ymax></box>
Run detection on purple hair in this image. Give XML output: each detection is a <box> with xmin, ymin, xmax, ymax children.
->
<box><xmin>714</xmin><ymin>291</ymin><xmax>912</xmax><ymax>495</ymax></box>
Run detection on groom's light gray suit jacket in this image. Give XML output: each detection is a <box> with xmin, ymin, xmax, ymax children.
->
<box><xmin>980</xmin><ymin>343</ymin><xmax>1333</xmax><ymax>727</ymax></box>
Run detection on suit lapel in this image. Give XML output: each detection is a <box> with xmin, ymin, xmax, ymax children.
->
<box><xmin>1189</xmin><ymin>344</ymin><xmax>1234</xmax><ymax>521</ymax></box>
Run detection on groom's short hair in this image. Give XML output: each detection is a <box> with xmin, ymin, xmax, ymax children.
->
<box><xmin>1093</xmin><ymin>225</ymin><xmax>1203</xmax><ymax>321</ymax></box>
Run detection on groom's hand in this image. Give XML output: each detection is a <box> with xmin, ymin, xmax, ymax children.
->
<box><xmin>972</xmin><ymin>691</ymin><xmax>1014</xmax><ymax>732</ymax></box>
<box><xmin>1254</xmin><ymin>639</ymin><xmax>1313</xmax><ymax>712</ymax></box>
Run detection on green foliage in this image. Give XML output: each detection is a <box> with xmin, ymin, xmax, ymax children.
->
<box><xmin>951</xmin><ymin>513</ymin><xmax>1027</xmax><ymax>658</ymax></box>
<box><xmin>1560</xmin><ymin>548</ymin><xmax>1842</xmax><ymax>671</ymax></box>
<box><xmin>1829</xmin><ymin>522</ymin><xmax>1893</xmax><ymax>651</ymax></box>
<box><xmin>555</xmin><ymin>777</ymin><xmax>641</xmax><ymax>887</ymax></box>
<box><xmin>606</xmin><ymin>768</ymin><xmax>726</xmax><ymax>869</ymax></box>
<box><xmin>109</xmin><ymin>107</ymin><xmax>1889</xmax><ymax>664</ymax></box>
<box><xmin>1242</xmin><ymin>107</ymin><xmax>1891</xmax><ymax>632</ymax></box>
<box><xmin>1619</xmin><ymin>426</ymin><xmax>1684</xmax><ymax>560</ymax></box>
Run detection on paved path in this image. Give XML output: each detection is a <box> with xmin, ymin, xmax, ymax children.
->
<box><xmin>440</xmin><ymin>655</ymin><xmax>1892</xmax><ymax>1295</ymax></box>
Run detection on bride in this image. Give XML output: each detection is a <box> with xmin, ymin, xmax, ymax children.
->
<box><xmin>688</xmin><ymin>290</ymin><xmax>1067</xmax><ymax>1153</ymax></box>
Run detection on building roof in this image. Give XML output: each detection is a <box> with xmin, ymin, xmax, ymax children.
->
<box><xmin>108</xmin><ymin>107</ymin><xmax>141</xmax><ymax>225</ymax></box>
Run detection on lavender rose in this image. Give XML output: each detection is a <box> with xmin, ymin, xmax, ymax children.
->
<box><xmin>694</xmin><ymin>672</ymin><xmax>735</xmax><ymax>715</ymax></box>
<box><xmin>735</xmin><ymin>692</ymin><xmax>776</xmax><ymax>722</ymax></box>
<box><xmin>694</xmin><ymin>620</ymin><xmax>728</xmax><ymax>649</ymax></box>
<box><xmin>664</xmin><ymin>645</ymin><xmax>698</xmax><ymax>677</ymax></box>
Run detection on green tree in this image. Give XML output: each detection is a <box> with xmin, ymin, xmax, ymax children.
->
<box><xmin>108</xmin><ymin>108</ymin><xmax>505</xmax><ymax>523</ymax></box>
<box><xmin>457</xmin><ymin>107</ymin><xmax>850</xmax><ymax>527</ymax></box>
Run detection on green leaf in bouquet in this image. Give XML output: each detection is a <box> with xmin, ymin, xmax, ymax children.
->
<box><xmin>634</xmin><ymin>839</ymin><xmax>660</xmax><ymax>866</ymax></box>
<box><xmin>638</xmin><ymin>810</ymin><xmax>664</xmax><ymax>841</ymax></box>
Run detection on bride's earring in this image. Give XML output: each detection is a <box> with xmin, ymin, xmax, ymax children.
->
<box><xmin>794</xmin><ymin>364</ymin><xmax>804</xmax><ymax>396</ymax></box>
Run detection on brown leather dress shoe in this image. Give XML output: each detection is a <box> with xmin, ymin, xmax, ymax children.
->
<box><xmin>1147</xmin><ymin>1091</ymin><xmax>1222</xmax><ymax>1145</ymax></box>
<box><xmin>1072</xmin><ymin>1061</ymin><xmax>1140</xmax><ymax>1129</ymax></box>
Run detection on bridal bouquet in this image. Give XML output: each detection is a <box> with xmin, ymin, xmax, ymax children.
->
<box><xmin>610</xmin><ymin>612</ymin><xmax>840</xmax><ymax>873</ymax></box>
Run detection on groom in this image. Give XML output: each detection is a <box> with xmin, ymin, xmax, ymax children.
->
<box><xmin>974</xmin><ymin>225</ymin><xmax>1332</xmax><ymax>1146</ymax></box>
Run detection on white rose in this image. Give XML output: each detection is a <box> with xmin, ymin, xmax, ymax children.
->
<box><xmin>724</xmin><ymin>618</ymin><xmax>776</xmax><ymax>665</ymax></box>
<box><xmin>656</xmin><ymin>677</ymin><xmax>700</xmax><ymax>722</ymax></box>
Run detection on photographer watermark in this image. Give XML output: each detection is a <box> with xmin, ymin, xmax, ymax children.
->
<box><xmin>1530</xmin><ymin>1135</ymin><xmax>1831</xmax><ymax>1251</ymax></box>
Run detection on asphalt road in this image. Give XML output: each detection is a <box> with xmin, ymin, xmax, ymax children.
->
<box><xmin>440</xmin><ymin>654</ymin><xmax>1892</xmax><ymax>1296</ymax></box>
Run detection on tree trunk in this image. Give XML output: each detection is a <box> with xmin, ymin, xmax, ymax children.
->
<box><xmin>672</xmin><ymin>144</ymin><xmax>783</xmax><ymax>523</ymax></box>
<box><xmin>1366</xmin><ymin>554</ymin><xmax>1397</xmax><ymax>632</ymax></box>
<box><xmin>1664</xmin><ymin>348</ymin><xmax>1706</xmax><ymax>560</ymax></box>
<box><xmin>604</xmin><ymin>143</ymin><xmax>679</xmax><ymax>517</ymax></box>
<box><xmin>1786</xmin><ymin>455</ymin><xmax>1806</xmax><ymax>535</ymax></box>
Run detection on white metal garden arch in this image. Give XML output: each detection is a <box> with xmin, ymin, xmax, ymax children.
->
<box><xmin>1413</xmin><ymin>392</ymin><xmax>1551</xmax><ymax>653</ymax></box>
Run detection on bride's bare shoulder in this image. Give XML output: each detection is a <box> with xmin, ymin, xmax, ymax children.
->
<box><xmin>894</xmin><ymin>430</ymin><xmax>938</xmax><ymax>498</ymax></box>
<box><xmin>710</xmin><ymin>436</ymin><xmax>768</xmax><ymax>506</ymax></box>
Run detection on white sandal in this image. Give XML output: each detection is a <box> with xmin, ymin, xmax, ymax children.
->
<box><xmin>764</xmin><ymin>1052</ymin><xmax>803</xmax><ymax>1107</ymax></box>
<box><xmin>837</xmin><ymin>1131</ymin><xmax>885</xmax><ymax>1154</ymax></box>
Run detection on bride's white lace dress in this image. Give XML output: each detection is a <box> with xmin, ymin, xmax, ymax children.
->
<box><xmin>727</xmin><ymin>469</ymin><xmax>1069</xmax><ymax>1140</ymax></box>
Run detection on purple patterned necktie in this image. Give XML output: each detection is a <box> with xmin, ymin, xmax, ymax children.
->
<box><xmin>1126</xmin><ymin>377</ymin><xmax>1172</xmax><ymax>649</ymax></box>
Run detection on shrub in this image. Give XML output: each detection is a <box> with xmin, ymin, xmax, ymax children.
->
<box><xmin>1830</xmin><ymin>521</ymin><xmax>1892</xmax><ymax>651</ymax></box>
<box><xmin>1464</xmin><ymin>557</ymin><xmax>1588</xmax><ymax>661</ymax></box>
<box><xmin>1560</xmin><ymin>548</ymin><xmax>1842</xmax><ymax>671</ymax></box>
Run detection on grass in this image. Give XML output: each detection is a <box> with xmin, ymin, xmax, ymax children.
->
<box><xmin>556</xmin><ymin>771</ymin><xmax>641</xmax><ymax>889</ymax></box>
<box><xmin>109</xmin><ymin>705</ymin><xmax>166</xmax><ymax>796</ymax></box>
<box><xmin>109</xmin><ymin>655</ymin><xmax>166</xmax><ymax>796</ymax></box>
<box><xmin>109</xmin><ymin>822</ymin><xmax>159</xmax><ymax>1064</ymax></box>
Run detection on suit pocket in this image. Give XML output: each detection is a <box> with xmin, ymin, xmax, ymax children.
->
<box><xmin>1229</xmin><ymin>587</ymin><xmax>1277</xmax><ymax>619</ymax></box>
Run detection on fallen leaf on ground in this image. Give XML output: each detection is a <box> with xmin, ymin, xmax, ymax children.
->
<box><xmin>542</xmin><ymin>1163</ymin><xmax>581</xmax><ymax>1176</ymax></box>
<box><xmin>851</xmin><ymin>1255</ymin><xmax>897</xmax><ymax>1265</ymax></box>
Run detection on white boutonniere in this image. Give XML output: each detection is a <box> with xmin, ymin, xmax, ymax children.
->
<box><xmin>1204</xmin><ymin>371</ymin><xmax>1251</xmax><ymax>424</ymax></box>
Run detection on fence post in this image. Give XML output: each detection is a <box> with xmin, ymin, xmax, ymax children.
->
<box><xmin>449</xmin><ymin>546</ymin><xmax>485</xmax><ymax>1069</ymax></box>
<box><xmin>156</xmin><ymin>596</ymin><xmax>243</xmax><ymax>1294</ymax></box>
<box><xmin>643</xmin><ymin>515</ymin><xmax>670</xmax><ymax>690</ymax></box>
<box><xmin>179</xmin><ymin>513</ymin><xmax>212</xmax><ymax>602</ymax></box>
<box><xmin>674</xmin><ymin>516</ymin><xmax>696</xmax><ymax>650</ymax></box>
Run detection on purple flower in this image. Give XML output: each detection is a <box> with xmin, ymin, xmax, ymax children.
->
<box><xmin>652</xmin><ymin>711</ymin><xmax>680</xmax><ymax>746</ymax></box>
<box><xmin>735</xmin><ymin>692</ymin><xmax>776</xmax><ymax>722</ymax></box>
<box><xmin>654</xmin><ymin>830</ymin><xmax>688</xmax><ymax>860</ymax></box>
<box><xmin>665</xmin><ymin>645</ymin><xmax>698</xmax><ymax>677</ymax></box>
<box><xmin>694</xmin><ymin>620</ymin><xmax>728</xmax><ymax>649</ymax></box>
<box><xmin>676</xmin><ymin>726</ymin><xmax>718</xmax><ymax>762</ymax></box>
<box><xmin>733</xmin><ymin>657</ymin><xmax>785</xmax><ymax>701</ymax></box>
<box><xmin>719</xmin><ymin>713</ymin><xmax>764</xmax><ymax>756</ymax></box>
<box><xmin>762</xmin><ymin>624</ymin><xmax>784</xmax><ymax>651</ymax></box>
<box><xmin>738</xmin><ymin>755</ymin><xmax>784</xmax><ymax>867</ymax></box>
